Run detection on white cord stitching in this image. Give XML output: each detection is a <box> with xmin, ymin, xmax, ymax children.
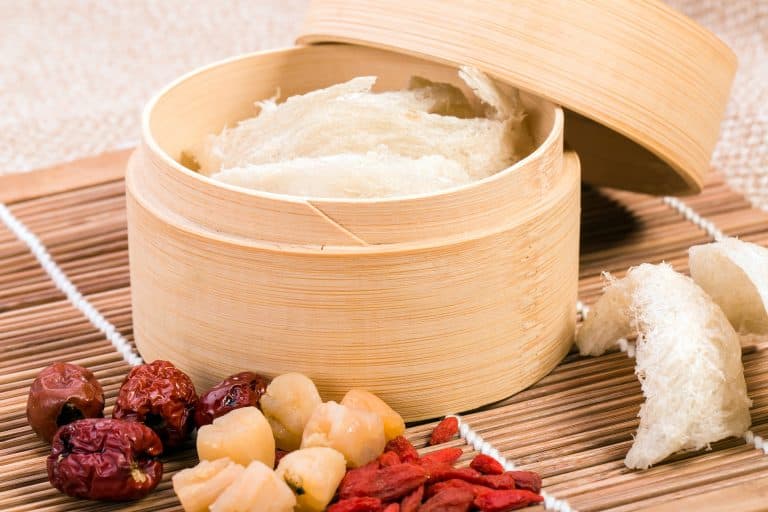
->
<box><xmin>576</xmin><ymin>300</ymin><xmax>590</xmax><ymax>321</ymax></box>
<box><xmin>663</xmin><ymin>196</ymin><xmax>726</xmax><ymax>242</ymax></box>
<box><xmin>0</xmin><ymin>203</ymin><xmax>143</xmax><ymax>366</ymax></box>
<box><xmin>447</xmin><ymin>415</ymin><xmax>574</xmax><ymax>512</ymax></box>
<box><xmin>744</xmin><ymin>431</ymin><xmax>768</xmax><ymax>455</ymax></box>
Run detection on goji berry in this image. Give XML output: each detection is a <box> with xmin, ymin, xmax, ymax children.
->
<box><xmin>339</xmin><ymin>463</ymin><xmax>427</xmax><ymax>502</ymax></box>
<box><xmin>274</xmin><ymin>449</ymin><xmax>289</xmax><ymax>469</ymax></box>
<box><xmin>419</xmin><ymin>447</ymin><xmax>463</xmax><ymax>466</ymax></box>
<box><xmin>481</xmin><ymin>473</ymin><xmax>516</xmax><ymax>490</ymax></box>
<box><xmin>385</xmin><ymin>436</ymin><xmax>419</xmax><ymax>463</ymax></box>
<box><xmin>418</xmin><ymin>487</ymin><xmax>474</xmax><ymax>512</ymax></box>
<box><xmin>423</xmin><ymin>464</ymin><xmax>484</xmax><ymax>484</ymax></box>
<box><xmin>379</xmin><ymin>450</ymin><xmax>401</xmax><ymax>467</ymax></box>
<box><xmin>426</xmin><ymin>479</ymin><xmax>471</xmax><ymax>496</ymax></box>
<box><xmin>473</xmin><ymin>489</ymin><xmax>544</xmax><ymax>511</ymax></box>
<box><xmin>400</xmin><ymin>485</ymin><xmax>424</xmax><ymax>512</ymax></box>
<box><xmin>383</xmin><ymin>504</ymin><xmax>401</xmax><ymax>512</ymax></box>
<box><xmin>429</xmin><ymin>416</ymin><xmax>459</xmax><ymax>445</ymax></box>
<box><xmin>470</xmin><ymin>454</ymin><xmax>504</xmax><ymax>475</ymax></box>
<box><xmin>328</xmin><ymin>497</ymin><xmax>383</xmax><ymax>512</ymax></box>
<box><xmin>505</xmin><ymin>471</ymin><xmax>542</xmax><ymax>493</ymax></box>
<box><xmin>426</xmin><ymin>478</ymin><xmax>494</xmax><ymax>499</ymax></box>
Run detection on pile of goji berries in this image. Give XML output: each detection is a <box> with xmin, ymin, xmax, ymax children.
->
<box><xmin>328</xmin><ymin>417</ymin><xmax>544</xmax><ymax>512</ymax></box>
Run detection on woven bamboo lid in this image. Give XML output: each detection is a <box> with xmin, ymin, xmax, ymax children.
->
<box><xmin>297</xmin><ymin>0</ymin><xmax>737</xmax><ymax>195</ymax></box>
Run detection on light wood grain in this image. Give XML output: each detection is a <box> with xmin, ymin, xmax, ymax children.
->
<box><xmin>298</xmin><ymin>0</ymin><xmax>737</xmax><ymax>195</ymax></box>
<box><xmin>126</xmin><ymin>43</ymin><xmax>579</xmax><ymax>420</ymax></box>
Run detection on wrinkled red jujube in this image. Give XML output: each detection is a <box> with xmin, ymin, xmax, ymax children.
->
<box><xmin>112</xmin><ymin>360</ymin><xmax>197</xmax><ymax>449</ymax></box>
<box><xmin>27</xmin><ymin>362</ymin><xmax>105</xmax><ymax>443</ymax></box>
<box><xmin>194</xmin><ymin>371</ymin><xmax>270</xmax><ymax>428</ymax></box>
<box><xmin>47</xmin><ymin>418</ymin><xmax>163</xmax><ymax>501</ymax></box>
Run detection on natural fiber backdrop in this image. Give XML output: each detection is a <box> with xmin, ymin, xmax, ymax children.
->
<box><xmin>1</xmin><ymin>0</ymin><xmax>765</xmax><ymax>209</ymax></box>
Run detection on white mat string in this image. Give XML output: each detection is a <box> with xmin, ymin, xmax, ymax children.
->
<box><xmin>0</xmin><ymin>202</ymin><xmax>143</xmax><ymax>366</ymax></box>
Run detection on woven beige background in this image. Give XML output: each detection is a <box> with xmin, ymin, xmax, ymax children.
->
<box><xmin>1</xmin><ymin>0</ymin><xmax>765</xmax><ymax>209</ymax></box>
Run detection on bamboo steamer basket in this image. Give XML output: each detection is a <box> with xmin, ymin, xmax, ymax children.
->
<box><xmin>299</xmin><ymin>0</ymin><xmax>737</xmax><ymax>195</ymax></box>
<box><xmin>126</xmin><ymin>0</ymin><xmax>735</xmax><ymax>420</ymax></box>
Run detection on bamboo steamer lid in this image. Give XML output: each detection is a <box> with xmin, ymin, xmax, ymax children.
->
<box><xmin>298</xmin><ymin>0</ymin><xmax>737</xmax><ymax>195</ymax></box>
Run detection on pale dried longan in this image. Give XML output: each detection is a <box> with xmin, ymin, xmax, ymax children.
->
<box><xmin>341</xmin><ymin>389</ymin><xmax>405</xmax><ymax>441</ymax></box>
<box><xmin>275</xmin><ymin>447</ymin><xmax>346</xmax><ymax>511</ymax></box>
<box><xmin>301</xmin><ymin>401</ymin><xmax>385</xmax><ymax>468</ymax></box>
<box><xmin>210</xmin><ymin>460</ymin><xmax>295</xmax><ymax>512</ymax></box>
<box><xmin>197</xmin><ymin>407</ymin><xmax>275</xmax><ymax>468</ymax></box>
<box><xmin>260</xmin><ymin>373</ymin><xmax>322</xmax><ymax>451</ymax></box>
<box><xmin>173</xmin><ymin>458</ymin><xmax>244</xmax><ymax>512</ymax></box>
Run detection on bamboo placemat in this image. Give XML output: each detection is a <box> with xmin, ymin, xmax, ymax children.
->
<box><xmin>1</xmin><ymin>151</ymin><xmax>768</xmax><ymax>511</ymax></box>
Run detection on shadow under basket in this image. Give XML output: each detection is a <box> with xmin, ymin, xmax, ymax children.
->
<box><xmin>126</xmin><ymin>43</ymin><xmax>580</xmax><ymax>421</ymax></box>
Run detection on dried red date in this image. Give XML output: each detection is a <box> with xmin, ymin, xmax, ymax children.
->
<box><xmin>474</xmin><ymin>489</ymin><xmax>544</xmax><ymax>511</ymax></box>
<box><xmin>194</xmin><ymin>371</ymin><xmax>270</xmax><ymax>428</ymax></box>
<box><xmin>383</xmin><ymin>504</ymin><xmax>401</xmax><ymax>512</ymax></box>
<box><xmin>470</xmin><ymin>454</ymin><xmax>504</xmax><ymax>475</ymax></box>
<box><xmin>112</xmin><ymin>360</ymin><xmax>197</xmax><ymax>449</ymax></box>
<box><xmin>418</xmin><ymin>487</ymin><xmax>474</xmax><ymax>512</ymax></box>
<box><xmin>328</xmin><ymin>497</ymin><xmax>383</xmax><ymax>512</ymax></box>
<box><xmin>47</xmin><ymin>418</ymin><xmax>162</xmax><ymax>501</ymax></box>
<box><xmin>385</xmin><ymin>436</ymin><xmax>420</xmax><ymax>463</ymax></box>
<box><xmin>429</xmin><ymin>416</ymin><xmax>459</xmax><ymax>445</ymax></box>
<box><xmin>339</xmin><ymin>463</ymin><xmax>427</xmax><ymax>501</ymax></box>
<box><xmin>27</xmin><ymin>362</ymin><xmax>105</xmax><ymax>443</ymax></box>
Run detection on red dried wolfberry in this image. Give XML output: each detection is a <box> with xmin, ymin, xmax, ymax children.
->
<box><xmin>274</xmin><ymin>449</ymin><xmax>289</xmax><ymax>469</ymax></box>
<box><xmin>419</xmin><ymin>447</ymin><xmax>464</xmax><ymax>466</ymax></box>
<box><xmin>470</xmin><ymin>454</ymin><xmax>505</xmax><ymax>475</ymax></box>
<box><xmin>481</xmin><ymin>473</ymin><xmax>516</xmax><ymax>490</ymax></box>
<box><xmin>339</xmin><ymin>463</ymin><xmax>427</xmax><ymax>502</ymax></box>
<box><xmin>418</xmin><ymin>487</ymin><xmax>474</xmax><ymax>512</ymax></box>
<box><xmin>383</xmin><ymin>504</ymin><xmax>401</xmax><ymax>512</ymax></box>
<box><xmin>379</xmin><ymin>450</ymin><xmax>401</xmax><ymax>467</ymax></box>
<box><xmin>385</xmin><ymin>436</ymin><xmax>420</xmax><ymax>463</ymax></box>
<box><xmin>473</xmin><ymin>489</ymin><xmax>544</xmax><ymax>511</ymax></box>
<box><xmin>422</xmin><ymin>463</ymin><xmax>484</xmax><ymax>484</ymax></box>
<box><xmin>505</xmin><ymin>471</ymin><xmax>542</xmax><ymax>493</ymax></box>
<box><xmin>429</xmin><ymin>416</ymin><xmax>459</xmax><ymax>445</ymax></box>
<box><xmin>426</xmin><ymin>479</ymin><xmax>494</xmax><ymax>499</ymax></box>
<box><xmin>426</xmin><ymin>479</ymin><xmax>472</xmax><ymax>497</ymax></box>
<box><xmin>400</xmin><ymin>484</ymin><xmax>424</xmax><ymax>512</ymax></box>
<box><xmin>328</xmin><ymin>497</ymin><xmax>383</xmax><ymax>512</ymax></box>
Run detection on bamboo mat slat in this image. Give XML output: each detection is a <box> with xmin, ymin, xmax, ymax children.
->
<box><xmin>1</xmin><ymin>152</ymin><xmax>768</xmax><ymax>511</ymax></box>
